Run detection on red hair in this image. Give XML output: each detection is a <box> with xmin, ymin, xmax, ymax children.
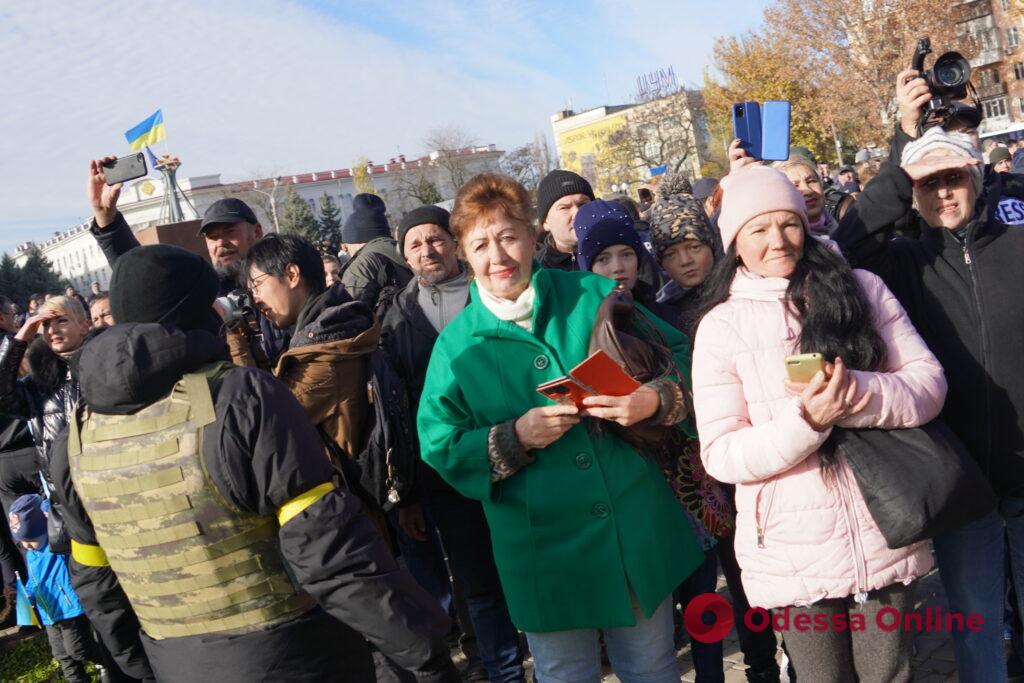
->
<box><xmin>450</xmin><ymin>173</ymin><xmax>534</xmax><ymax>243</ymax></box>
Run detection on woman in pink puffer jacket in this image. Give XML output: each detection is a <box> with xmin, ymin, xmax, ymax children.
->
<box><xmin>691</xmin><ymin>164</ymin><xmax>947</xmax><ymax>682</ymax></box>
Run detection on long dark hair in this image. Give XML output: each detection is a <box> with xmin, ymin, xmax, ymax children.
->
<box><xmin>692</xmin><ymin>236</ymin><xmax>886</xmax><ymax>371</ymax></box>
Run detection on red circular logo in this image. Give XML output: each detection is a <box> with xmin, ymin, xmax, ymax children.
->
<box><xmin>683</xmin><ymin>593</ymin><xmax>734</xmax><ymax>644</ymax></box>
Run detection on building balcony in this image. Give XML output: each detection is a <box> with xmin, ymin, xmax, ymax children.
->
<box><xmin>976</xmin><ymin>82</ymin><xmax>1008</xmax><ymax>98</ymax></box>
<box><xmin>972</xmin><ymin>48</ymin><xmax>1003</xmax><ymax>67</ymax></box>
<box><xmin>961</xmin><ymin>0</ymin><xmax>993</xmax><ymax>22</ymax></box>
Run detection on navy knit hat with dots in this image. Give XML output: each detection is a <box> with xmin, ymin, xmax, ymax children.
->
<box><xmin>573</xmin><ymin>199</ymin><xmax>645</xmax><ymax>273</ymax></box>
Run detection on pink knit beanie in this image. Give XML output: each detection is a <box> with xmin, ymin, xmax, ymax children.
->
<box><xmin>717</xmin><ymin>165</ymin><xmax>808</xmax><ymax>250</ymax></box>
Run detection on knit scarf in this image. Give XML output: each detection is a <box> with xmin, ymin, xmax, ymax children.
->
<box><xmin>807</xmin><ymin>211</ymin><xmax>837</xmax><ymax>237</ymax></box>
<box><xmin>477</xmin><ymin>283</ymin><xmax>535</xmax><ymax>332</ymax></box>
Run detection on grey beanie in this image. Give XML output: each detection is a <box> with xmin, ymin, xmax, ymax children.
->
<box><xmin>901</xmin><ymin>127</ymin><xmax>983</xmax><ymax>195</ymax></box>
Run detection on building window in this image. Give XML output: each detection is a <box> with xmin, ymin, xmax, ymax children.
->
<box><xmin>1009</xmin><ymin>27</ymin><xmax>1021</xmax><ymax>49</ymax></box>
<box><xmin>984</xmin><ymin>97</ymin><xmax>1008</xmax><ymax>119</ymax></box>
<box><xmin>983</xmin><ymin>29</ymin><xmax>998</xmax><ymax>51</ymax></box>
<box><xmin>1003</xmin><ymin>0</ymin><xmax>1011</xmax><ymax>10</ymax></box>
<box><xmin>980</xmin><ymin>69</ymin><xmax>1001</xmax><ymax>87</ymax></box>
<box><xmin>1016</xmin><ymin>63</ymin><xmax>1024</xmax><ymax>80</ymax></box>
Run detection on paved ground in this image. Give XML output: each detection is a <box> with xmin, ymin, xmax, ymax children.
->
<box><xmin>0</xmin><ymin>568</ymin><xmax>969</xmax><ymax>682</ymax></box>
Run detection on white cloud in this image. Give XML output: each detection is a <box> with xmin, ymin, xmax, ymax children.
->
<box><xmin>0</xmin><ymin>0</ymin><xmax>768</xmax><ymax>256</ymax></box>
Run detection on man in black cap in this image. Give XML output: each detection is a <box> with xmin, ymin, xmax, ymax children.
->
<box><xmin>339</xmin><ymin>193</ymin><xmax>412</xmax><ymax>314</ymax></box>
<box><xmin>49</xmin><ymin>243</ymin><xmax>458</xmax><ymax>683</ymax></box>
<box><xmin>534</xmin><ymin>170</ymin><xmax>594</xmax><ymax>271</ymax></box>
<box><xmin>86</xmin><ymin>157</ymin><xmax>288</xmax><ymax>366</ymax></box>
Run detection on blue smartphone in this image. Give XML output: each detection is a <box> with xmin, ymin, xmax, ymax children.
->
<box><xmin>732</xmin><ymin>102</ymin><xmax>762</xmax><ymax>160</ymax></box>
<box><xmin>761</xmin><ymin>101</ymin><xmax>792</xmax><ymax>162</ymax></box>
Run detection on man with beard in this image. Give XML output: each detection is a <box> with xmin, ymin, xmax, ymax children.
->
<box><xmin>86</xmin><ymin>158</ymin><xmax>287</xmax><ymax>366</ymax></box>
<box><xmin>381</xmin><ymin>206</ymin><xmax>526</xmax><ymax>683</ymax></box>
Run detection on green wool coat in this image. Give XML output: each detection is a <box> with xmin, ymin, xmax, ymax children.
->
<box><xmin>417</xmin><ymin>267</ymin><xmax>704</xmax><ymax>633</ymax></box>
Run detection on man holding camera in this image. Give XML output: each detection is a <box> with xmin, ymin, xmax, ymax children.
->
<box><xmin>87</xmin><ymin>158</ymin><xmax>287</xmax><ymax>367</ymax></box>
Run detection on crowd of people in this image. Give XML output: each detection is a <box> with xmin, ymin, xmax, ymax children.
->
<box><xmin>2</xmin><ymin>65</ymin><xmax>1024</xmax><ymax>683</ymax></box>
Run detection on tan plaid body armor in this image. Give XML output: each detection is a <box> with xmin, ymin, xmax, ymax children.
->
<box><xmin>67</xmin><ymin>364</ymin><xmax>315</xmax><ymax>639</ymax></box>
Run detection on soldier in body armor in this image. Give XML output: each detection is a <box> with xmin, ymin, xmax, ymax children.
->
<box><xmin>48</xmin><ymin>244</ymin><xmax>458</xmax><ymax>683</ymax></box>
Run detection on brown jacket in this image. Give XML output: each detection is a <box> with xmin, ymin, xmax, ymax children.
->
<box><xmin>272</xmin><ymin>284</ymin><xmax>379</xmax><ymax>459</ymax></box>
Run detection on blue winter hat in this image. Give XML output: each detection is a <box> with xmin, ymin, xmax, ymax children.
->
<box><xmin>574</xmin><ymin>200</ymin><xmax>645</xmax><ymax>272</ymax></box>
<box><xmin>9</xmin><ymin>494</ymin><xmax>46</xmax><ymax>542</ymax></box>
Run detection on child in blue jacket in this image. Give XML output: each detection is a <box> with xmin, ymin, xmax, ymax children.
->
<box><xmin>10</xmin><ymin>494</ymin><xmax>95</xmax><ymax>683</ymax></box>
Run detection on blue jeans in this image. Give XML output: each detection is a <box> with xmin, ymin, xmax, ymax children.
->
<box><xmin>525</xmin><ymin>596</ymin><xmax>679</xmax><ymax>683</ymax></box>
<box><xmin>429</xmin><ymin>494</ymin><xmax>525</xmax><ymax>683</ymax></box>
<box><xmin>676</xmin><ymin>551</ymin><xmax>724</xmax><ymax>683</ymax></box>
<box><xmin>934</xmin><ymin>497</ymin><xmax>1024</xmax><ymax>683</ymax></box>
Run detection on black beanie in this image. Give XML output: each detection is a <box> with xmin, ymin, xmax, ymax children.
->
<box><xmin>109</xmin><ymin>245</ymin><xmax>220</xmax><ymax>331</ymax></box>
<box><xmin>397</xmin><ymin>206</ymin><xmax>451</xmax><ymax>256</ymax></box>
<box><xmin>342</xmin><ymin>193</ymin><xmax>390</xmax><ymax>244</ymax></box>
<box><xmin>536</xmin><ymin>170</ymin><xmax>595</xmax><ymax>225</ymax></box>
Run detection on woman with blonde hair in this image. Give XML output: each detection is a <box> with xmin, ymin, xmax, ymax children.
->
<box><xmin>773</xmin><ymin>155</ymin><xmax>837</xmax><ymax>237</ymax></box>
<box><xmin>0</xmin><ymin>295</ymin><xmax>91</xmax><ymax>538</ymax></box>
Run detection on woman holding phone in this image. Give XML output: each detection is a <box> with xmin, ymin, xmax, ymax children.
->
<box><xmin>417</xmin><ymin>173</ymin><xmax>704</xmax><ymax>682</ymax></box>
<box><xmin>691</xmin><ymin>164</ymin><xmax>946</xmax><ymax>681</ymax></box>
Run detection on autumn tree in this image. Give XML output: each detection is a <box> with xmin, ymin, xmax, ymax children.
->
<box><xmin>352</xmin><ymin>156</ymin><xmax>379</xmax><ymax>196</ymax></box>
<box><xmin>765</xmin><ymin>0</ymin><xmax>965</xmax><ymax>144</ymax></box>
<box><xmin>279</xmin><ymin>186</ymin><xmax>318</xmax><ymax>242</ymax></box>
<box><xmin>424</xmin><ymin>126</ymin><xmax>478</xmax><ymax>194</ymax></box>
<box><xmin>702</xmin><ymin>32</ymin><xmax>831</xmax><ymax>161</ymax></box>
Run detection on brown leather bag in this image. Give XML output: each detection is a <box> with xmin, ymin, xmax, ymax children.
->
<box><xmin>587</xmin><ymin>286</ymin><xmax>687</xmax><ymax>453</ymax></box>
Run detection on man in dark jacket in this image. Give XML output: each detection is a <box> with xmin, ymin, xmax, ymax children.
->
<box><xmin>340</xmin><ymin>193</ymin><xmax>412</xmax><ymax>314</ymax></box>
<box><xmin>382</xmin><ymin>206</ymin><xmax>524</xmax><ymax>683</ymax></box>
<box><xmin>86</xmin><ymin>158</ymin><xmax>288</xmax><ymax>366</ymax></box>
<box><xmin>833</xmin><ymin>126</ymin><xmax>1024</xmax><ymax>682</ymax></box>
<box><xmin>534</xmin><ymin>170</ymin><xmax>594</xmax><ymax>271</ymax></box>
<box><xmin>49</xmin><ymin>244</ymin><xmax>457</xmax><ymax>683</ymax></box>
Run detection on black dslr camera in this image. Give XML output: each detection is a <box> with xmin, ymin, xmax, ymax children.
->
<box><xmin>911</xmin><ymin>37</ymin><xmax>980</xmax><ymax>131</ymax></box>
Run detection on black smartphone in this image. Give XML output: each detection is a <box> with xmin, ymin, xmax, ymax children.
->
<box><xmin>103</xmin><ymin>153</ymin><xmax>148</xmax><ymax>186</ymax></box>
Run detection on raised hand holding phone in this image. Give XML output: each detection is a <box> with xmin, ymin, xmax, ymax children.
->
<box><xmin>731</xmin><ymin>100</ymin><xmax>791</xmax><ymax>162</ymax></box>
<box><xmin>88</xmin><ymin>156</ymin><xmax>124</xmax><ymax>229</ymax></box>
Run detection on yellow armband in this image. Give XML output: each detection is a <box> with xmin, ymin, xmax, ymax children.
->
<box><xmin>71</xmin><ymin>540</ymin><xmax>109</xmax><ymax>567</ymax></box>
<box><xmin>276</xmin><ymin>482</ymin><xmax>336</xmax><ymax>526</ymax></box>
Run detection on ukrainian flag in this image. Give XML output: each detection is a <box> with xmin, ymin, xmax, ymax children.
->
<box><xmin>125</xmin><ymin>110</ymin><xmax>166</xmax><ymax>151</ymax></box>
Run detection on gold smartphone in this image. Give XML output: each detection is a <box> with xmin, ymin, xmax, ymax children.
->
<box><xmin>785</xmin><ymin>353</ymin><xmax>825</xmax><ymax>383</ymax></box>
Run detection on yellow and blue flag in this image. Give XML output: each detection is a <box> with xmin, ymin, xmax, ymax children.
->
<box><xmin>14</xmin><ymin>576</ymin><xmax>39</xmax><ymax>627</ymax></box>
<box><xmin>125</xmin><ymin>110</ymin><xmax>166</xmax><ymax>151</ymax></box>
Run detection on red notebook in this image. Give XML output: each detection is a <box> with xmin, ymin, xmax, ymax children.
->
<box><xmin>536</xmin><ymin>350</ymin><xmax>641</xmax><ymax>408</ymax></box>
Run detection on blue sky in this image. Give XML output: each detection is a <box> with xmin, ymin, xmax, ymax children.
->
<box><xmin>0</xmin><ymin>1</ymin><xmax>770</xmax><ymax>256</ymax></box>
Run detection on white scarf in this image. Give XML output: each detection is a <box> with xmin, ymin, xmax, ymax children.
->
<box><xmin>477</xmin><ymin>283</ymin><xmax>535</xmax><ymax>332</ymax></box>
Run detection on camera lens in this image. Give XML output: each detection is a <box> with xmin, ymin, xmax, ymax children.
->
<box><xmin>933</xmin><ymin>52</ymin><xmax>970</xmax><ymax>89</ymax></box>
<box><xmin>936</xmin><ymin>64</ymin><xmax>964</xmax><ymax>86</ymax></box>
<box><xmin>735</xmin><ymin>106</ymin><xmax>744</xmax><ymax>118</ymax></box>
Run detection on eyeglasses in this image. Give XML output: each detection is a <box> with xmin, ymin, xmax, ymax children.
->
<box><xmin>247</xmin><ymin>272</ymin><xmax>274</xmax><ymax>291</ymax></box>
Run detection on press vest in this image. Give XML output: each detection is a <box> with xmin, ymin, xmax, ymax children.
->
<box><xmin>68</xmin><ymin>364</ymin><xmax>316</xmax><ymax>639</ymax></box>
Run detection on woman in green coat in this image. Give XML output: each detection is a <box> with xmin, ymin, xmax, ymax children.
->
<box><xmin>417</xmin><ymin>173</ymin><xmax>704</xmax><ymax>683</ymax></box>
